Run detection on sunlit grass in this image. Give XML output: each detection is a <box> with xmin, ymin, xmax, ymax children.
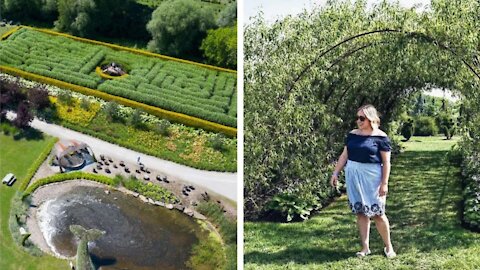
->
<box><xmin>0</xmin><ymin>131</ymin><xmax>67</xmax><ymax>270</ymax></box>
<box><xmin>244</xmin><ymin>136</ymin><xmax>480</xmax><ymax>269</ymax></box>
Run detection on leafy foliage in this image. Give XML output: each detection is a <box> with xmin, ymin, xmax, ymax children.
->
<box><xmin>267</xmin><ymin>194</ymin><xmax>316</xmax><ymax>222</ymax></box>
<box><xmin>146</xmin><ymin>0</ymin><xmax>215</xmax><ymax>56</ymax></box>
<box><xmin>13</xmin><ymin>101</ymin><xmax>33</xmax><ymax>129</ymax></box>
<box><xmin>201</xmin><ymin>24</ymin><xmax>237</xmax><ymax>69</ymax></box>
<box><xmin>27</xmin><ymin>85</ymin><xmax>50</xmax><ymax>111</ymax></box>
<box><xmin>244</xmin><ymin>0</ymin><xmax>480</xmax><ymax>220</ymax></box>
<box><xmin>401</xmin><ymin>118</ymin><xmax>414</xmax><ymax>141</ymax></box>
<box><xmin>55</xmin><ymin>0</ymin><xmax>96</xmax><ymax>37</ymax></box>
<box><xmin>0</xmin><ymin>28</ymin><xmax>237</xmax><ymax>128</ymax></box>
<box><xmin>413</xmin><ymin>116</ymin><xmax>438</xmax><ymax>136</ymax></box>
<box><xmin>216</xmin><ymin>1</ymin><xmax>236</xmax><ymax>27</ymax></box>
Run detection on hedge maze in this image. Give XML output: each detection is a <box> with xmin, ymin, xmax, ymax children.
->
<box><xmin>0</xmin><ymin>28</ymin><xmax>237</xmax><ymax>127</ymax></box>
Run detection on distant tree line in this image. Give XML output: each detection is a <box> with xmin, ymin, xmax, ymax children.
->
<box><xmin>0</xmin><ymin>0</ymin><xmax>237</xmax><ymax>69</ymax></box>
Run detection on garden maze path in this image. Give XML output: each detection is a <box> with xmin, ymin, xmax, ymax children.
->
<box><xmin>244</xmin><ymin>138</ymin><xmax>480</xmax><ymax>269</ymax></box>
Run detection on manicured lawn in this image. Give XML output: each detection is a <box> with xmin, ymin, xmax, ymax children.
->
<box><xmin>0</xmin><ymin>131</ymin><xmax>67</xmax><ymax>270</ymax></box>
<box><xmin>244</xmin><ymin>136</ymin><xmax>480</xmax><ymax>269</ymax></box>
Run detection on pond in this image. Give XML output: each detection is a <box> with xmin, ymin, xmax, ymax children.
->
<box><xmin>36</xmin><ymin>185</ymin><xmax>204</xmax><ymax>270</ymax></box>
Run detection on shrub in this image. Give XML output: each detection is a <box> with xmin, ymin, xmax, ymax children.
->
<box><xmin>80</xmin><ymin>97</ymin><xmax>91</xmax><ymax>111</ymax></box>
<box><xmin>208</xmin><ymin>134</ymin><xmax>226</xmax><ymax>151</ymax></box>
<box><xmin>401</xmin><ymin>118</ymin><xmax>414</xmax><ymax>141</ymax></box>
<box><xmin>156</xmin><ymin>119</ymin><xmax>171</xmax><ymax>136</ymax></box>
<box><xmin>27</xmin><ymin>85</ymin><xmax>51</xmax><ymax>111</ymax></box>
<box><xmin>437</xmin><ymin>113</ymin><xmax>456</xmax><ymax>140</ymax></box>
<box><xmin>57</xmin><ymin>90</ymin><xmax>73</xmax><ymax>106</ymax></box>
<box><xmin>414</xmin><ymin>116</ymin><xmax>438</xmax><ymax>136</ymax></box>
<box><xmin>13</xmin><ymin>101</ymin><xmax>33</xmax><ymax>129</ymax></box>
<box><xmin>130</xmin><ymin>108</ymin><xmax>144</xmax><ymax>128</ymax></box>
<box><xmin>146</xmin><ymin>0</ymin><xmax>215</xmax><ymax>56</ymax></box>
<box><xmin>267</xmin><ymin>193</ymin><xmax>316</xmax><ymax>222</ymax></box>
<box><xmin>103</xmin><ymin>101</ymin><xmax>121</xmax><ymax>121</ymax></box>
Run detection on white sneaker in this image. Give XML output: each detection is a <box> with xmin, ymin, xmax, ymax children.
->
<box><xmin>384</xmin><ymin>247</ymin><xmax>396</xmax><ymax>258</ymax></box>
<box><xmin>356</xmin><ymin>249</ymin><xmax>371</xmax><ymax>257</ymax></box>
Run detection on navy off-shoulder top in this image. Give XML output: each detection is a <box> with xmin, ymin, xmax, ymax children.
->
<box><xmin>345</xmin><ymin>133</ymin><xmax>392</xmax><ymax>164</ymax></box>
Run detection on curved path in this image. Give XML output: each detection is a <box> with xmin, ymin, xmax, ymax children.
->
<box><xmin>8</xmin><ymin>112</ymin><xmax>237</xmax><ymax>201</ymax></box>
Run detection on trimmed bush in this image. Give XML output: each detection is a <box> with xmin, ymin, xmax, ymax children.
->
<box><xmin>19</xmin><ymin>138</ymin><xmax>58</xmax><ymax>191</ymax></box>
<box><xmin>414</xmin><ymin>116</ymin><xmax>438</xmax><ymax>136</ymax></box>
<box><xmin>23</xmin><ymin>172</ymin><xmax>114</xmax><ymax>198</ymax></box>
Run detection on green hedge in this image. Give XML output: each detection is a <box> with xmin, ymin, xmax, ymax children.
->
<box><xmin>22</xmin><ymin>172</ymin><xmax>114</xmax><ymax>198</ymax></box>
<box><xmin>0</xmin><ymin>27</ymin><xmax>237</xmax><ymax>128</ymax></box>
<box><xmin>0</xmin><ymin>65</ymin><xmax>237</xmax><ymax>136</ymax></box>
<box><xmin>19</xmin><ymin>138</ymin><xmax>59</xmax><ymax>191</ymax></box>
<box><xmin>461</xmin><ymin>153</ymin><xmax>480</xmax><ymax>231</ymax></box>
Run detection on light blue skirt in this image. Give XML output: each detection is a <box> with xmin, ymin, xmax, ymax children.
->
<box><xmin>345</xmin><ymin>160</ymin><xmax>386</xmax><ymax>217</ymax></box>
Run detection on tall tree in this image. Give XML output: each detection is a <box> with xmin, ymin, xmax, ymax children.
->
<box><xmin>217</xmin><ymin>1</ymin><xmax>236</xmax><ymax>27</ymax></box>
<box><xmin>201</xmin><ymin>24</ymin><xmax>237</xmax><ymax>69</ymax></box>
<box><xmin>55</xmin><ymin>0</ymin><xmax>96</xmax><ymax>37</ymax></box>
<box><xmin>146</xmin><ymin>0</ymin><xmax>215</xmax><ymax>57</ymax></box>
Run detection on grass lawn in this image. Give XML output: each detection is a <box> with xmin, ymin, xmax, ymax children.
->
<box><xmin>0</xmin><ymin>131</ymin><xmax>67</xmax><ymax>270</ymax></box>
<box><xmin>244</xmin><ymin>136</ymin><xmax>480</xmax><ymax>269</ymax></box>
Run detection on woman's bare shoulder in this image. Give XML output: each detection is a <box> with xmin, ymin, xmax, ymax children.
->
<box><xmin>349</xmin><ymin>129</ymin><xmax>360</xmax><ymax>134</ymax></box>
<box><xmin>372</xmin><ymin>129</ymin><xmax>388</xmax><ymax>137</ymax></box>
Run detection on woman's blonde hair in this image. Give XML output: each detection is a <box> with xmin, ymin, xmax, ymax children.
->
<box><xmin>358</xmin><ymin>104</ymin><xmax>381</xmax><ymax>129</ymax></box>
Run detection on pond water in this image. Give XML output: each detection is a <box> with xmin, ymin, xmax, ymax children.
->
<box><xmin>37</xmin><ymin>186</ymin><xmax>203</xmax><ymax>270</ymax></box>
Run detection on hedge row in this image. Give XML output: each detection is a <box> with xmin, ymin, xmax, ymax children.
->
<box><xmin>97</xmin><ymin>82</ymin><xmax>235</xmax><ymax>125</ymax></box>
<box><xmin>228</xmin><ymin>93</ymin><xmax>237</xmax><ymax>117</ymax></box>
<box><xmin>24</xmin><ymin>26</ymin><xmax>236</xmax><ymax>74</ymax></box>
<box><xmin>0</xmin><ymin>26</ymin><xmax>21</xmax><ymax>40</ymax></box>
<box><xmin>461</xmin><ymin>153</ymin><xmax>480</xmax><ymax>231</ymax></box>
<box><xmin>0</xmin><ymin>65</ymin><xmax>237</xmax><ymax>136</ymax></box>
<box><xmin>19</xmin><ymin>138</ymin><xmax>59</xmax><ymax>191</ymax></box>
<box><xmin>1</xmin><ymin>27</ymin><xmax>236</xmax><ymax>127</ymax></box>
<box><xmin>24</xmin><ymin>66</ymin><xmax>99</xmax><ymax>89</ymax></box>
<box><xmin>22</xmin><ymin>172</ymin><xmax>114</xmax><ymax>198</ymax></box>
<box><xmin>79</xmin><ymin>49</ymin><xmax>106</xmax><ymax>74</ymax></box>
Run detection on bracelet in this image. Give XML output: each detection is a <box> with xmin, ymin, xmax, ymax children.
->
<box><xmin>332</xmin><ymin>171</ymin><xmax>339</xmax><ymax>177</ymax></box>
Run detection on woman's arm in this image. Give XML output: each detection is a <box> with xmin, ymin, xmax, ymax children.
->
<box><xmin>379</xmin><ymin>150</ymin><xmax>391</xmax><ymax>196</ymax></box>
<box><xmin>330</xmin><ymin>146</ymin><xmax>348</xmax><ymax>187</ymax></box>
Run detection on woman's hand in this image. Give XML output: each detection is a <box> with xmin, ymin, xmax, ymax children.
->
<box><xmin>379</xmin><ymin>183</ymin><xmax>388</xmax><ymax>197</ymax></box>
<box><xmin>330</xmin><ymin>174</ymin><xmax>338</xmax><ymax>188</ymax></box>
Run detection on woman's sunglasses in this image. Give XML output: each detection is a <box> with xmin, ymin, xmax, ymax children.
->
<box><xmin>355</xmin><ymin>116</ymin><xmax>367</xmax><ymax>122</ymax></box>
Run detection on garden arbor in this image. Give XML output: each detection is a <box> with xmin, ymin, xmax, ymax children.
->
<box><xmin>244</xmin><ymin>0</ymin><xmax>480</xmax><ymax>220</ymax></box>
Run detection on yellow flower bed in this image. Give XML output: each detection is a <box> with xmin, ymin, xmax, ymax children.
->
<box><xmin>0</xmin><ymin>65</ymin><xmax>237</xmax><ymax>136</ymax></box>
<box><xmin>50</xmin><ymin>96</ymin><xmax>101</xmax><ymax>127</ymax></box>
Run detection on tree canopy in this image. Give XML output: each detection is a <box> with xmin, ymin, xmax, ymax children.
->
<box><xmin>146</xmin><ymin>0</ymin><xmax>215</xmax><ymax>57</ymax></box>
<box><xmin>244</xmin><ymin>0</ymin><xmax>480</xmax><ymax>220</ymax></box>
<box><xmin>201</xmin><ymin>24</ymin><xmax>237</xmax><ymax>69</ymax></box>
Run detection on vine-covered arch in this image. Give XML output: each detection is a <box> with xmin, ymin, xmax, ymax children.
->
<box><xmin>244</xmin><ymin>0</ymin><xmax>480</xmax><ymax>220</ymax></box>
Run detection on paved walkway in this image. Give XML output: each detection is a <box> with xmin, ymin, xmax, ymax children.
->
<box><xmin>7</xmin><ymin>112</ymin><xmax>237</xmax><ymax>201</ymax></box>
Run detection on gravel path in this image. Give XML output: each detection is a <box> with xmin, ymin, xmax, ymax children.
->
<box><xmin>7</xmin><ymin>112</ymin><xmax>237</xmax><ymax>201</ymax></box>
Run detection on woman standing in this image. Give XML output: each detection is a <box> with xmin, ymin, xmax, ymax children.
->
<box><xmin>330</xmin><ymin>104</ymin><xmax>396</xmax><ymax>258</ymax></box>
